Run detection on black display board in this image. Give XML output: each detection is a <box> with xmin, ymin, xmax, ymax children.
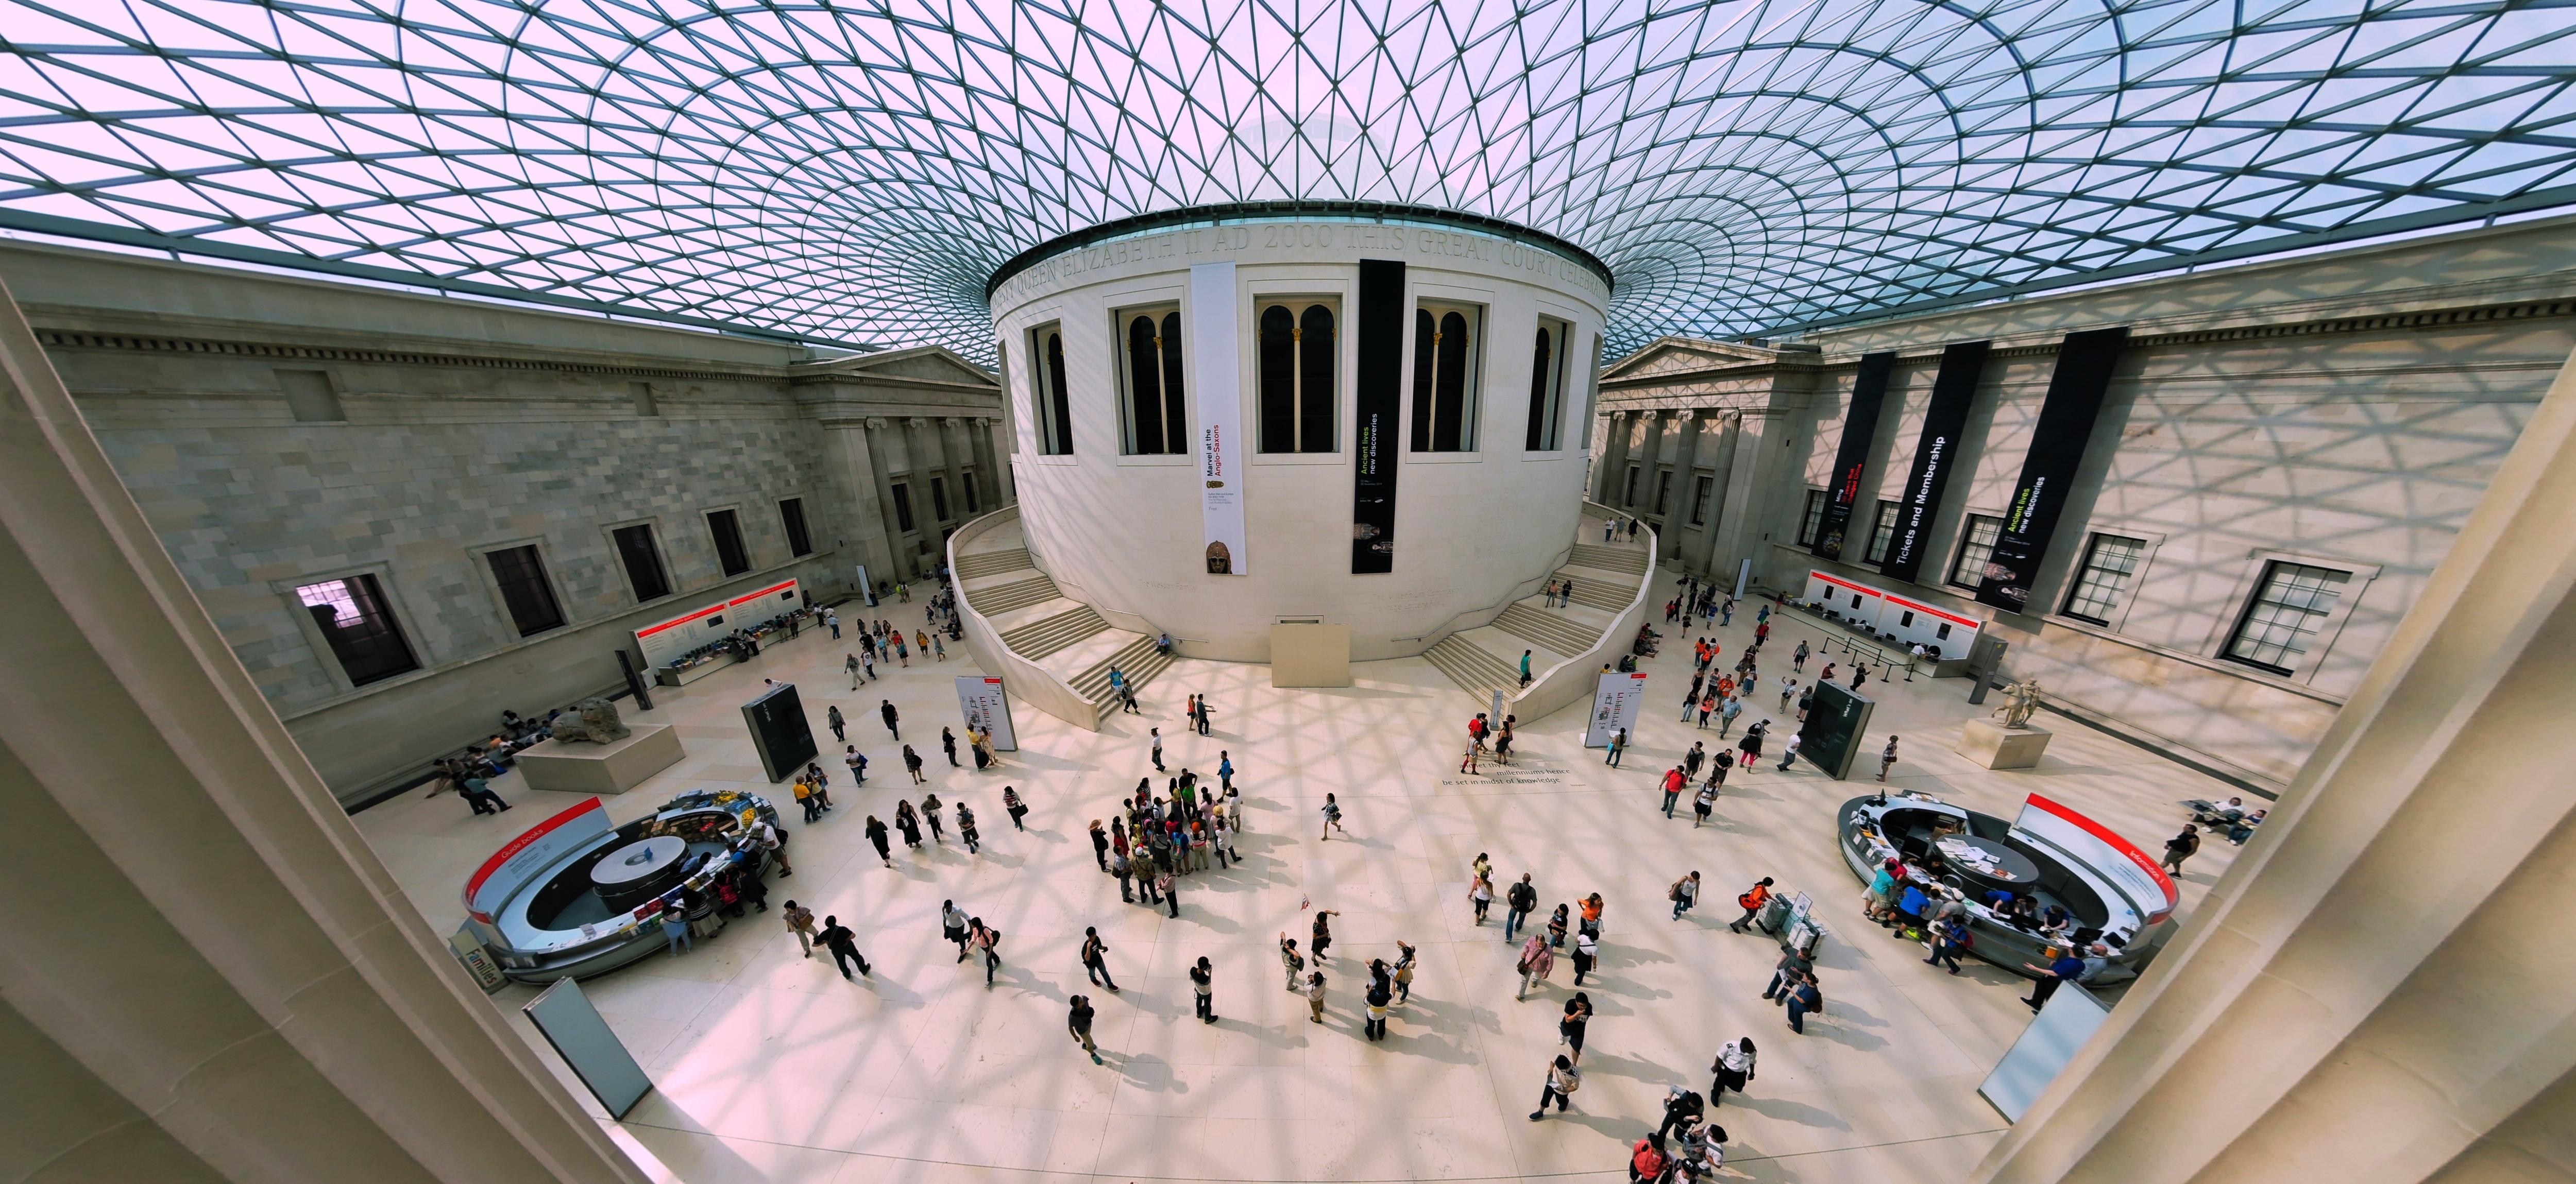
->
<box><xmin>1879</xmin><ymin>339</ymin><xmax>1989</xmax><ymax>584</ymax></box>
<box><xmin>742</xmin><ymin>682</ymin><xmax>817</xmax><ymax>783</ymax></box>
<box><xmin>1351</xmin><ymin>259</ymin><xmax>1405</xmax><ymax>573</ymax></box>
<box><xmin>1809</xmin><ymin>351</ymin><xmax>1894</xmax><ymax>562</ymax></box>
<box><xmin>1976</xmin><ymin>327</ymin><xmax>2129</xmax><ymax>612</ymax></box>
<box><xmin>1797</xmin><ymin>680</ymin><xmax>1877</xmax><ymax>780</ymax></box>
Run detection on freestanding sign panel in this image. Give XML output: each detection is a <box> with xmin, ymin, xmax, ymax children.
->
<box><xmin>1810</xmin><ymin>351</ymin><xmax>1895</xmax><ymax>562</ymax></box>
<box><xmin>1796</xmin><ymin>680</ymin><xmax>1876</xmax><ymax>779</ymax></box>
<box><xmin>1351</xmin><ymin>259</ymin><xmax>1405</xmax><ymax>573</ymax></box>
<box><xmin>1880</xmin><ymin>340</ymin><xmax>1989</xmax><ymax>584</ymax></box>
<box><xmin>955</xmin><ymin>675</ymin><xmax>1017</xmax><ymax>751</ymax></box>
<box><xmin>1191</xmin><ymin>262</ymin><xmax>1248</xmax><ymax>575</ymax></box>
<box><xmin>742</xmin><ymin>682</ymin><xmax>817</xmax><ymax>783</ymax></box>
<box><xmin>1977</xmin><ymin>328</ymin><xmax>2128</xmax><ymax>611</ymax></box>
<box><xmin>1584</xmin><ymin>670</ymin><xmax>1650</xmax><ymax>747</ymax></box>
<box><xmin>524</xmin><ymin>977</ymin><xmax>652</xmax><ymax>1119</ymax></box>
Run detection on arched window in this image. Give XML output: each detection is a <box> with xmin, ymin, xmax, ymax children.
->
<box><xmin>1029</xmin><ymin>322</ymin><xmax>1072</xmax><ymax>455</ymax></box>
<box><xmin>1118</xmin><ymin>305</ymin><xmax>1188</xmax><ymax>455</ymax></box>
<box><xmin>1526</xmin><ymin>316</ymin><xmax>1570</xmax><ymax>451</ymax></box>
<box><xmin>1258</xmin><ymin>300</ymin><xmax>1338</xmax><ymax>452</ymax></box>
<box><xmin>1411</xmin><ymin>302</ymin><xmax>1480</xmax><ymax>452</ymax></box>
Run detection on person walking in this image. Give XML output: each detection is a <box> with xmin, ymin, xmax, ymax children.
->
<box><xmin>1560</xmin><ymin>993</ymin><xmax>1593</xmax><ymax>1062</ymax></box>
<box><xmin>1925</xmin><ymin>915</ymin><xmax>1972</xmax><ymax>973</ymax></box>
<box><xmin>1719</xmin><ymin>694</ymin><xmax>1743</xmax><ymax>737</ymax></box>
<box><xmin>903</xmin><ymin>744</ymin><xmax>926</xmax><ymax>784</ymax></box>
<box><xmin>860</xmin><ymin>646</ymin><xmax>876</xmax><ymax>683</ymax></box>
<box><xmin>972</xmin><ymin>917</ymin><xmax>1003</xmax><ymax>986</ymax></box>
<box><xmin>1080</xmin><ymin>926</ymin><xmax>1120</xmax><ymax>991</ymax></box>
<box><xmin>942</xmin><ymin>726</ymin><xmax>959</xmax><ymax>767</ymax></box>
<box><xmin>1515</xmin><ymin>933</ymin><xmax>1555</xmax><ymax>1000</ymax></box>
<box><xmin>1310</xmin><ymin>908</ymin><xmax>1341</xmax><ymax>964</ymax></box>
<box><xmin>1656</xmin><ymin>1084</ymin><xmax>1704</xmax><ymax>1144</ymax></box>
<box><xmin>1110</xmin><ymin>847</ymin><xmax>1134</xmax><ymax>902</ymax></box>
<box><xmin>1320</xmin><ymin>792</ymin><xmax>1349</xmax><ymax>839</ymax></box>
<box><xmin>921</xmin><ymin>793</ymin><xmax>945</xmax><ymax>844</ymax></box>
<box><xmin>1877</xmin><ymin>735</ymin><xmax>1900</xmax><ymax>782</ymax></box>
<box><xmin>1792</xmin><ymin>640</ymin><xmax>1809</xmax><ymax>672</ymax></box>
<box><xmin>1470</xmin><ymin>870</ymin><xmax>1495</xmax><ymax>925</ymax></box>
<box><xmin>1739</xmin><ymin>721</ymin><xmax>1766</xmax><ymax>765</ymax></box>
<box><xmin>1393</xmin><ymin>940</ymin><xmax>1417</xmax><ymax>1003</ymax></box>
<box><xmin>1195</xmin><ymin>695</ymin><xmax>1213</xmax><ymax>735</ymax></box>
<box><xmin>827</xmin><ymin>705</ymin><xmax>846</xmax><ymax>742</ymax></box>
<box><xmin>2021</xmin><ymin>947</ymin><xmax>2084</xmax><ymax>1011</ymax></box>
<box><xmin>1775</xmin><ymin>732</ymin><xmax>1803</xmax><ymax>771</ymax></box>
<box><xmin>956</xmin><ymin>802</ymin><xmax>980</xmax><ymax>853</ymax></box>
<box><xmin>782</xmin><ymin>900</ymin><xmax>818</xmax><ymax>957</ymax></box>
<box><xmin>814</xmin><ymin>914</ymin><xmax>870</xmax><ymax>980</ymax></box>
<box><xmin>865</xmin><ymin>814</ymin><xmax>892</xmax><ymax>867</ymax></box>
<box><xmin>1692</xmin><ymin>777</ymin><xmax>1719</xmax><ymax>827</ymax></box>
<box><xmin>893</xmin><ymin>800</ymin><xmax>922</xmax><ymax>850</ymax></box>
<box><xmin>845</xmin><ymin>744</ymin><xmax>868</xmax><ymax>786</ymax></box>
<box><xmin>1279</xmin><ymin>933</ymin><xmax>1307</xmax><ymax>990</ymax></box>
<box><xmin>1720</xmin><ymin>597</ymin><xmax>1734</xmax><ymax>627</ymax></box>
<box><xmin>1710</xmin><ymin>1037</ymin><xmax>1757</xmax><ymax>1108</ymax></box>
<box><xmin>1189</xmin><ymin>955</ymin><xmax>1218</xmax><ymax>1023</ymax></box>
<box><xmin>1605</xmin><ymin>727</ymin><xmax>1627</xmax><ymax>768</ymax></box>
<box><xmin>1730</xmin><ymin>878</ymin><xmax>1775</xmax><ymax>933</ymax></box>
<box><xmin>845</xmin><ymin>651</ymin><xmax>862</xmax><ymax>690</ymax></box>
<box><xmin>1670</xmin><ymin>870</ymin><xmax>1701</xmax><ymax>919</ymax></box>
<box><xmin>1571</xmin><ymin>929</ymin><xmax>1598</xmax><ymax>985</ymax></box>
<box><xmin>1519</xmin><ymin>649</ymin><xmax>1534</xmax><ymax>688</ymax></box>
<box><xmin>1157</xmin><ymin>865</ymin><xmax>1179</xmax><ymax>918</ymax></box>
<box><xmin>1528</xmin><ymin>1054</ymin><xmax>1580</xmax><ymax>1121</ymax></box>
<box><xmin>877</xmin><ymin>699</ymin><xmax>899</xmax><ymax>740</ymax></box>
<box><xmin>1150</xmin><ymin>727</ymin><xmax>1165</xmax><ymax>772</ymax></box>
<box><xmin>1504</xmin><ymin>873</ymin><xmax>1538</xmax><ymax>942</ymax></box>
<box><xmin>1660</xmin><ymin>765</ymin><xmax>1687</xmax><ymax>817</ymax></box>
<box><xmin>1852</xmin><ymin>663</ymin><xmax>1871</xmax><ymax>690</ymax></box>
<box><xmin>1067</xmin><ymin>994</ymin><xmax>1101</xmax><ymax>1064</ymax></box>
<box><xmin>1304</xmin><ymin>970</ymin><xmax>1329</xmax><ymax>1024</ymax></box>
<box><xmin>1364</xmin><ymin>963</ymin><xmax>1393</xmax><ymax>1040</ymax></box>
<box><xmin>1460</xmin><ymin>736</ymin><xmax>1480</xmax><ymax>775</ymax></box>
<box><xmin>1217</xmin><ymin>751</ymin><xmax>1234</xmax><ymax>792</ymax></box>
<box><xmin>2163</xmin><ymin>823</ymin><xmax>2201</xmax><ymax>874</ymax></box>
<box><xmin>1784</xmin><ymin>971</ymin><xmax>1823</xmax><ymax>1034</ymax></box>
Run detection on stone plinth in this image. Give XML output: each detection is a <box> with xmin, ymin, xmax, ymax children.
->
<box><xmin>1957</xmin><ymin>718</ymin><xmax>2052</xmax><ymax>769</ymax></box>
<box><xmin>515</xmin><ymin>725</ymin><xmax>684</xmax><ymax>795</ymax></box>
<box><xmin>1271</xmin><ymin>623</ymin><xmax>1352</xmax><ymax>687</ymax></box>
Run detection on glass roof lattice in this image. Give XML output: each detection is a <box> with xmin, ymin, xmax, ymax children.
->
<box><xmin>1</xmin><ymin>0</ymin><xmax>2571</xmax><ymax>363</ymax></box>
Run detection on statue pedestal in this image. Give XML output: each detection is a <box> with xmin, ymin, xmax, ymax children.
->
<box><xmin>1957</xmin><ymin>718</ymin><xmax>2052</xmax><ymax>770</ymax></box>
<box><xmin>516</xmin><ymin>725</ymin><xmax>684</xmax><ymax>795</ymax></box>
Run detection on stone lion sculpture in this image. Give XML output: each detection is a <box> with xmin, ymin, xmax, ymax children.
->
<box><xmin>551</xmin><ymin>697</ymin><xmax>632</xmax><ymax>744</ymax></box>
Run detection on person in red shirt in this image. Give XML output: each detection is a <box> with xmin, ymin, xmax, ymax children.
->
<box><xmin>1629</xmin><ymin>1133</ymin><xmax>1668</xmax><ymax>1182</ymax></box>
<box><xmin>1660</xmin><ymin>766</ymin><xmax>1688</xmax><ymax>817</ymax></box>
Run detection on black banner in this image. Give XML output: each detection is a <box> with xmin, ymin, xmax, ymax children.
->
<box><xmin>1351</xmin><ymin>259</ymin><xmax>1404</xmax><ymax>573</ymax></box>
<box><xmin>1975</xmin><ymin>327</ymin><xmax>2129</xmax><ymax>612</ymax></box>
<box><xmin>1808</xmin><ymin>351</ymin><xmax>1895</xmax><ymax>562</ymax></box>
<box><xmin>1878</xmin><ymin>340</ymin><xmax>1989</xmax><ymax>584</ymax></box>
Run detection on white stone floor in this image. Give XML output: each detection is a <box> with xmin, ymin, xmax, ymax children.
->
<box><xmin>353</xmin><ymin>574</ymin><xmax>2246</xmax><ymax>1184</ymax></box>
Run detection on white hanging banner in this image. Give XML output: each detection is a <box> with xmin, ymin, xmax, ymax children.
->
<box><xmin>1191</xmin><ymin>261</ymin><xmax>1247</xmax><ymax>575</ymax></box>
<box><xmin>955</xmin><ymin>675</ymin><xmax>1018</xmax><ymax>752</ymax></box>
<box><xmin>1584</xmin><ymin>670</ymin><xmax>1650</xmax><ymax>748</ymax></box>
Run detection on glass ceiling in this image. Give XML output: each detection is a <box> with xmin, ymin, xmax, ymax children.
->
<box><xmin>1</xmin><ymin>1</ymin><xmax>2570</xmax><ymax>362</ymax></box>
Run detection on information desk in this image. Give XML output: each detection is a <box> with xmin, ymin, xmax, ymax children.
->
<box><xmin>1935</xmin><ymin>833</ymin><xmax>2041</xmax><ymax>886</ymax></box>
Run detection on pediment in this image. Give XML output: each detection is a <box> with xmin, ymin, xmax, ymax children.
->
<box><xmin>808</xmin><ymin>345</ymin><xmax>997</xmax><ymax>387</ymax></box>
<box><xmin>1603</xmin><ymin>336</ymin><xmax>1780</xmax><ymax>380</ymax></box>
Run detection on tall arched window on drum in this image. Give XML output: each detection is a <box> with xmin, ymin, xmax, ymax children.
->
<box><xmin>1119</xmin><ymin>306</ymin><xmax>1189</xmax><ymax>456</ymax></box>
<box><xmin>1526</xmin><ymin>316</ymin><xmax>1571</xmax><ymax>451</ymax></box>
<box><xmin>1258</xmin><ymin>300</ymin><xmax>1337</xmax><ymax>453</ymax></box>
<box><xmin>1410</xmin><ymin>302</ymin><xmax>1482</xmax><ymax>452</ymax></box>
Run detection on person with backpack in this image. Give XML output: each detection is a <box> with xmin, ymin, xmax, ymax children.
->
<box><xmin>1504</xmin><ymin>873</ymin><xmax>1538</xmax><ymax>942</ymax></box>
<box><xmin>1080</xmin><ymin>926</ymin><xmax>1119</xmax><ymax>991</ymax></box>
<box><xmin>1067</xmin><ymin>994</ymin><xmax>1100</xmax><ymax>1065</ymax></box>
<box><xmin>1670</xmin><ymin>870</ymin><xmax>1701</xmax><ymax>920</ymax></box>
<box><xmin>1731</xmin><ymin>878</ymin><xmax>1775</xmax><ymax>933</ymax></box>
<box><xmin>1784</xmin><ymin>971</ymin><xmax>1823</xmax><ymax>1034</ymax></box>
<box><xmin>1528</xmin><ymin>1054</ymin><xmax>1580</xmax><ymax>1121</ymax></box>
<box><xmin>1925</xmin><ymin>915</ymin><xmax>1973</xmax><ymax>973</ymax></box>
<box><xmin>1319</xmin><ymin>793</ymin><xmax>1349</xmax><ymax>840</ymax></box>
<box><xmin>1278</xmin><ymin>933</ymin><xmax>1306</xmax><ymax>990</ymax></box>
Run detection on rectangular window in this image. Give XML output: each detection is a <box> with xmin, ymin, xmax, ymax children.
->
<box><xmin>2060</xmin><ymin>533</ymin><xmax>2147</xmax><ymax>626</ymax></box>
<box><xmin>891</xmin><ymin>483</ymin><xmax>916</xmax><ymax>533</ymax></box>
<box><xmin>275</xmin><ymin>369</ymin><xmax>345</xmax><ymax>422</ymax></box>
<box><xmin>1116</xmin><ymin>303</ymin><xmax>1189</xmax><ymax>455</ymax></box>
<box><xmin>962</xmin><ymin>472</ymin><xmax>980</xmax><ymax>514</ymax></box>
<box><xmin>2224</xmin><ymin>561</ymin><xmax>2351</xmax><ymax>675</ymax></box>
<box><xmin>1800</xmin><ymin>489</ymin><xmax>1828</xmax><ymax>546</ymax></box>
<box><xmin>1028</xmin><ymin>323</ymin><xmax>1073</xmax><ymax>455</ymax></box>
<box><xmin>1865</xmin><ymin>499</ymin><xmax>1900</xmax><ymax>565</ymax></box>
<box><xmin>1525</xmin><ymin>315</ymin><xmax>1571</xmax><ymax>451</ymax></box>
<box><xmin>296</xmin><ymin>574</ymin><xmax>417</xmax><ymax>685</ymax></box>
<box><xmin>1690</xmin><ymin>474</ymin><xmax>1714</xmax><ymax>525</ymax></box>
<box><xmin>630</xmin><ymin>381</ymin><xmax>657</xmax><ymax>417</ymax></box>
<box><xmin>1409</xmin><ymin>301</ymin><xmax>1484</xmax><ymax>452</ymax></box>
<box><xmin>930</xmin><ymin>477</ymin><xmax>950</xmax><ymax>522</ymax></box>
<box><xmin>613</xmin><ymin>524</ymin><xmax>670</xmax><ymax>602</ymax></box>
<box><xmin>707</xmin><ymin>509</ymin><xmax>751</xmax><ymax>576</ymax></box>
<box><xmin>1258</xmin><ymin>298</ymin><xmax>1338</xmax><ymax>452</ymax></box>
<box><xmin>1654</xmin><ymin>469</ymin><xmax>1672</xmax><ymax>514</ymax></box>
<box><xmin>483</xmin><ymin>545</ymin><xmax>564</xmax><ymax>637</ymax></box>
<box><xmin>1948</xmin><ymin>514</ymin><xmax>2003</xmax><ymax>589</ymax></box>
<box><xmin>778</xmin><ymin>497</ymin><xmax>813</xmax><ymax>557</ymax></box>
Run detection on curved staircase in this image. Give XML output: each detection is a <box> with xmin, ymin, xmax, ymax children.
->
<box><xmin>949</xmin><ymin>507</ymin><xmax>1176</xmax><ymax>729</ymax></box>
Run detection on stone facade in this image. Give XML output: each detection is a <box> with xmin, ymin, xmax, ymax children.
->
<box><xmin>1592</xmin><ymin>214</ymin><xmax>2576</xmax><ymax>787</ymax></box>
<box><xmin>0</xmin><ymin>241</ymin><xmax>1006</xmax><ymax>804</ymax></box>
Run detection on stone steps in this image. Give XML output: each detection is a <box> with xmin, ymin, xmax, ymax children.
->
<box><xmin>1072</xmin><ymin>634</ymin><xmax>1174</xmax><ymax>717</ymax></box>
<box><xmin>953</xmin><ymin>547</ymin><xmax>1035</xmax><ymax>580</ymax></box>
<box><xmin>1552</xmin><ymin>569</ymin><xmax>1638</xmax><ymax>611</ymax></box>
<box><xmin>1569</xmin><ymin>542</ymin><xmax>1650</xmax><ymax>575</ymax></box>
<box><xmin>1495</xmin><ymin>602</ymin><xmax>1598</xmax><ymax>657</ymax></box>
<box><xmin>1000</xmin><ymin>603</ymin><xmax>1109</xmax><ymax>662</ymax></box>
<box><xmin>1422</xmin><ymin>634</ymin><xmax>1518</xmax><ymax>696</ymax></box>
<box><xmin>965</xmin><ymin>574</ymin><xmax>1059</xmax><ymax>615</ymax></box>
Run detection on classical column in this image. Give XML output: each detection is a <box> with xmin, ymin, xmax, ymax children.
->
<box><xmin>1594</xmin><ymin>409</ymin><xmax>1632</xmax><ymax>504</ymax></box>
<box><xmin>864</xmin><ymin>417</ymin><xmax>913</xmax><ymax>580</ymax></box>
<box><xmin>820</xmin><ymin>417</ymin><xmax>896</xmax><ymax>591</ymax></box>
<box><xmin>0</xmin><ymin>277</ymin><xmax>648</xmax><ymax>1184</ymax></box>
<box><xmin>939</xmin><ymin>416</ymin><xmax>971</xmax><ymax>521</ymax></box>
<box><xmin>1691</xmin><ymin>411</ymin><xmax>1745</xmax><ymax>577</ymax></box>
<box><xmin>1663</xmin><ymin>410</ymin><xmax>1704</xmax><ymax>526</ymax></box>
<box><xmin>1977</xmin><ymin>345</ymin><xmax>2576</xmax><ymax>1184</ymax></box>
<box><xmin>907</xmin><ymin>416</ymin><xmax>948</xmax><ymax>527</ymax></box>
<box><xmin>1628</xmin><ymin>410</ymin><xmax>1669</xmax><ymax>511</ymax></box>
<box><xmin>968</xmin><ymin>416</ymin><xmax>1003</xmax><ymax>511</ymax></box>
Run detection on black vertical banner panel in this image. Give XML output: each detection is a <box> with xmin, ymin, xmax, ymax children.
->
<box><xmin>1879</xmin><ymin>340</ymin><xmax>1989</xmax><ymax>584</ymax></box>
<box><xmin>1808</xmin><ymin>351</ymin><xmax>1895</xmax><ymax>561</ymax></box>
<box><xmin>1352</xmin><ymin>259</ymin><xmax>1405</xmax><ymax>573</ymax></box>
<box><xmin>1975</xmin><ymin>327</ymin><xmax>2129</xmax><ymax>611</ymax></box>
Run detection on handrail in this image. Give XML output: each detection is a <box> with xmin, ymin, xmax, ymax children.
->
<box><xmin>944</xmin><ymin>505</ymin><xmax>1103</xmax><ymax>732</ymax></box>
<box><xmin>1507</xmin><ymin>501</ymin><xmax>1659</xmax><ymax>721</ymax></box>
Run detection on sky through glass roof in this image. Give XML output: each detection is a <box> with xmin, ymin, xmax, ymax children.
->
<box><xmin>1</xmin><ymin>0</ymin><xmax>2571</xmax><ymax>361</ymax></box>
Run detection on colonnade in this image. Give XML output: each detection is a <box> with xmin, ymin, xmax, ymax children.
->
<box><xmin>1592</xmin><ymin>406</ymin><xmax>1783</xmax><ymax>587</ymax></box>
<box><xmin>818</xmin><ymin>412</ymin><xmax>1012</xmax><ymax>588</ymax></box>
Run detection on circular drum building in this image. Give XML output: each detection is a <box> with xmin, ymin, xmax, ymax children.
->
<box><xmin>987</xmin><ymin>206</ymin><xmax>1614</xmax><ymax>663</ymax></box>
